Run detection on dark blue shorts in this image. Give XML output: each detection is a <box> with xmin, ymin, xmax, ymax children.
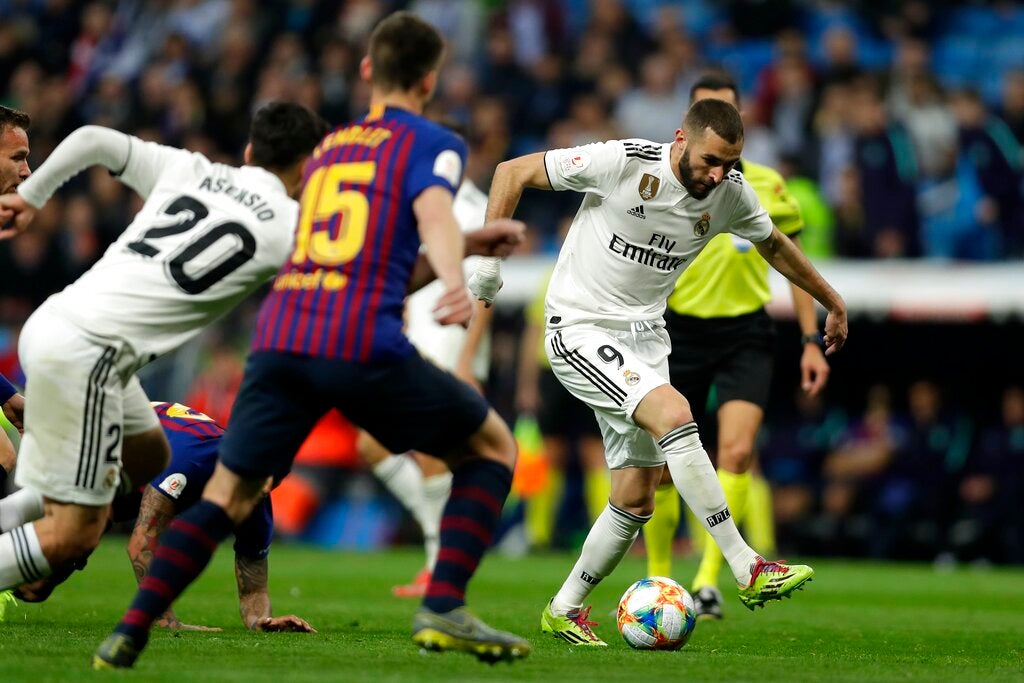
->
<box><xmin>218</xmin><ymin>350</ymin><xmax>490</xmax><ymax>481</ymax></box>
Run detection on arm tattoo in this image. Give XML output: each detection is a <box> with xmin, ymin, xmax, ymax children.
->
<box><xmin>128</xmin><ymin>488</ymin><xmax>176</xmax><ymax>584</ymax></box>
<box><xmin>236</xmin><ymin>555</ymin><xmax>271</xmax><ymax>629</ymax></box>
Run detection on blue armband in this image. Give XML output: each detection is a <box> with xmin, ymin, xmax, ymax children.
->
<box><xmin>0</xmin><ymin>373</ymin><xmax>17</xmax><ymax>406</ymax></box>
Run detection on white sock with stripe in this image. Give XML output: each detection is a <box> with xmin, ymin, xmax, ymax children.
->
<box><xmin>0</xmin><ymin>523</ymin><xmax>51</xmax><ymax>590</ymax></box>
<box><xmin>421</xmin><ymin>472</ymin><xmax>451</xmax><ymax>571</ymax></box>
<box><xmin>550</xmin><ymin>503</ymin><xmax>651</xmax><ymax>615</ymax></box>
<box><xmin>660</xmin><ymin>423</ymin><xmax>759</xmax><ymax>586</ymax></box>
<box><xmin>0</xmin><ymin>488</ymin><xmax>46</xmax><ymax>533</ymax></box>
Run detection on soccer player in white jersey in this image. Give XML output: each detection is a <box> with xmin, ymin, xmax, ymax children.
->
<box><xmin>0</xmin><ymin>102</ymin><xmax>330</xmax><ymax>594</ymax></box>
<box><xmin>474</xmin><ymin>98</ymin><xmax>848</xmax><ymax>646</ymax></box>
<box><xmin>361</xmin><ymin>176</ymin><xmax>493</xmax><ymax>597</ymax></box>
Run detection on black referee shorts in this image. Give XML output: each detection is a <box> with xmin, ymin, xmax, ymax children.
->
<box><xmin>666</xmin><ymin>308</ymin><xmax>776</xmax><ymax>418</ymax></box>
<box><xmin>218</xmin><ymin>350</ymin><xmax>490</xmax><ymax>481</ymax></box>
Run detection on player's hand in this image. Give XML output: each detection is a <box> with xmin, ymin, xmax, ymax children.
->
<box><xmin>468</xmin><ymin>257</ymin><xmax>502</xmax><ymax>307</ymax></box>
<box><xmin>255</xmin><ymin>615</ymin><xmax>317</xmax><ymax>633</ymax></box>
<box><xmin>0</xmin><ymin>194</ymin><xmax>36</xmax><ymax>240</ymax></box>
<box><xmin>433</xmin><ymin>284</ymin><xmax>473</xmax><ymax>327</ymax></box>
<box><xmin>2</xmin><ymin>392</ymin><xmax>25</xmax><ymax>432</ymax></box>
<box><xmin>464</xmin><ymin>219</ymin><xmax>526</xmax><ymax>258</ymax></box>
<box><xmin>823</xmin><ymin>306</ymin><xmax>848</xmax><ymax>356</ymax></box>
<box><xmin>799</xmin><ymin>344</ymin><xmax>830</xmax><ymax>397</ymax></box>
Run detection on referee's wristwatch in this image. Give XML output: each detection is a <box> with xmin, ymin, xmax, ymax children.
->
<box><xmin>801</xmin><ymin>332</ymin><xmax>824</xmax><ymax>347</ymax></box>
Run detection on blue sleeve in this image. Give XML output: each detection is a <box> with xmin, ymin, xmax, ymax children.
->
<box><xmin>405</xmin><ymin>128</ymin><xmax>467</xmax><ymax>202</ymax></box>
<box><xmin>149</xmin><ymin>435</ymin><xmax>218</xmax><ymax>511</ymax></box>
<box><xmin>0</xmin><ymin>373</ymin><xmax>17</xmax><ymax>405</ymax></box>
<box><xmin>233</xmin><ymin>496</ymin><xmax>273</xmax><ymax>561</ymax></box>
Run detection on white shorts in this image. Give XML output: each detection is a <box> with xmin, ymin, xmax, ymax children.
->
<box><xmin>545</xmin><ymin>322</ymin><xmax>670</xmax><ymax>469</ymax></box>
<box><xmin>15</xmin><ymin>304</ymin><xmax>160</xmax><ymax>506</ymax></box>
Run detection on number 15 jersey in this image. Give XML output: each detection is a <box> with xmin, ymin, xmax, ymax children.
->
<box><xmin>252</xmin><ymin>105</ymin><xmax>467</xmax><ymax>362</ymax></box>
<box><xmin>37</xmin><ymin>133</ymin><xmax>298</xmax><ymax>361</ymax></box>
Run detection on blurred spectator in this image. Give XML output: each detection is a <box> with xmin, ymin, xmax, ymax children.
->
<box><xmin>1000</xmin><ymin>69</ymin><xmax>1024</xmax><ymax>145</ymax></box>
<box><xmin>777</xmin><ymin>155</ymin><xmax>835</xmax><ymax>259</ymax></box>
<box><xmin>955</xmin><ymin>386</ymin><xmax>1024</xmax><ymax>563</ymax></box>
<box><xmin>849</xmin><ymin>82</ymin><xmax>921</xmax><ymax>257</ymax></box>
<box><xmin>614</xmin><ymin>52</ymin><xmax>688</xmax><ymax>141</ymax></box>
<box><xmin>949</xmin><ymin>89</ymin><xmax>1024</xmax><ymax>256</ymax></box>
<box><xmin>870</xmin><ymin>381</ymin><xmax>972</xmax><ymax>559</ymax></box>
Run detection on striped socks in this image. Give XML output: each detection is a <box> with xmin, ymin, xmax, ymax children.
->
<box><xmin>114</xmin><ymin>500</ymin><xmax>233</xmax><ymax>646</ymax></box>
<box><xmin>422</xmin><ymin>459</ymin><xmax>511</xmax><ymax>614</ymax></box>
<box><xmin>0</xmin><ymin>523</ymin><xmax>51</xmax><ymax>591</ymax></box>
<box><xmin>551</xmin><ymin>503</ymin><xmax>651</xmax><ymax>614</ymax></box>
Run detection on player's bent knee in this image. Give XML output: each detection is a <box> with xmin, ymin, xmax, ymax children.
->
<box><xmin>718</xmin><ymin>441</ymin><xmax>754</xmax><ymax>473</ymax></box>
<box><xmin>466</xmin><ymin>410</ymin><xmax>516</xmax><ymax>471</ymax></box>
<box><xmin>202</xmin><ymin>462</ymin><xmax>269</xmax><ymax>524</ymax></box>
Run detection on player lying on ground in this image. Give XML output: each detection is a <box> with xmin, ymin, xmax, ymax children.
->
<box><xmin>474</xmin><ymin>97</ymin><xmax>847</xmax><ymax>646</ymax></box>
<box><xmin>95</xmin><ymin>12</ymin><xmax>530</xmax><ymax>669</ymax></box>
<box><xmin>2</xmin><ymin>401</ymin><xmax>313</xmax><ymax>633</ymax></box>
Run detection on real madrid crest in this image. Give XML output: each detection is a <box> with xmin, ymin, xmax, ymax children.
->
<box><xmin>694</xmin><ymin>212</ymin><xmax>711</xmax><ymax>237</ymax></box>
<box><xmin>638</xmin><ymin>173</ymin><xmax>660</xmax><ymax>201</ymax></box>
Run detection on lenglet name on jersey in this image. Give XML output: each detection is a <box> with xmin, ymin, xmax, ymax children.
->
<box><xmin>198</xmin><ymin>176</ymin><xmax>275</xmax><ymax>221</ymax></box>
<box><xmin>608</xmin><ymin>233</ymin><xmax>685</xmax><ymax>272</ymax></box>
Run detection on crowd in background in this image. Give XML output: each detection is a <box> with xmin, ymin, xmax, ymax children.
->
<box><xmin>0</xmin><ymin>0</ymin><xmax>1022</xmax><ymax>564</ymax></box>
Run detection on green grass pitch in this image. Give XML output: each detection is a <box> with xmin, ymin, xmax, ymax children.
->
<box><xmin>1</xmin><ymin>540</ymin><xmax>1022</xmax><ymax>682</ymax></box>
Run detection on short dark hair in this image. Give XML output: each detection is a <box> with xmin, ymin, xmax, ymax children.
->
<box><xmin>0</xmin><ymin>105</ymin><xmax>30</xmax><ymax>133</ymax></box>
<box><xmin>368</xmin><ymin>11</ymin><xmax>445</xmax><ymax>91</ymax></box>
<box><xmin>249</xmin><ymin>101</ymin><xmax>329</xmax><ymax>170</ymax></box>
<box><xmin>689</xmin><ymin>71</ymin><xmax>740</xmax><ymax>106</ymax></box>
<box><xmin>684</xmin><ymin>98</ymin><xmax>744</xmax><ymax>144</ymax></box>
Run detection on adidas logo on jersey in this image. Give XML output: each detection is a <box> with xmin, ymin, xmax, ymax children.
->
<box><xmin>627</xmin><ymin>205</ymin><xmax>646</xmax><ymax>219</ymax></box>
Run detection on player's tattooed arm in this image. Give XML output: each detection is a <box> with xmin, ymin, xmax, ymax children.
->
<box><xmin>126</xmin><ymin>488</ymin><xmax>222</xmax><ymax>631</ymax></box>
<box><xmin>236</xmin><ymin>554</ymin><xmax>316</xmax><ymax>633</ymax></box>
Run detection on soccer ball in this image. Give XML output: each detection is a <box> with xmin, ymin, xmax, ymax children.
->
<box><xmin>616</xmin><ymin>576</ymin><xmax>696</xmax><ymax>650</ymax></box>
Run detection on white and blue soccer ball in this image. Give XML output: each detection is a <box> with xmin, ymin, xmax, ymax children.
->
<box><xmin>616</xmin><ymin>576</ymin><xmax>697</xmax><ymax>650</ymax></box>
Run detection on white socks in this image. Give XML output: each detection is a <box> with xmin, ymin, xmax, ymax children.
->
<box><xmin>0</xmin><ymin>522</ymin><xmax>51</xmax><ymax>591</ymax></box>
<box><xmin>0</xmin><ymin>488</ymin><xmax>46</xmax><ymax>533</ymax></box>
<box><xmin>660</xmin><ymin>423</ymin><xmax>759</xmax><ymax>586</ymax></box>
<box><xmin>420</xmin><ymin>472</ymin><xmax>452</xmax><ymax>570</ymax></box>
<box><xmin>372</xmin><ymin>454</ymin><xmax>451</xmax><ymax>570</ymax></box>
<box><xmin>551</xmin><ymin>503</ymin><xmax>651</xmax><ymax>614</ymax></box>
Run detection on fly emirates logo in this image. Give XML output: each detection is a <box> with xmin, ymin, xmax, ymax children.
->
<box><xmin>607</xmin><ymin>232</ymin><xmax>685</xmax><ymax>272</ymax></box>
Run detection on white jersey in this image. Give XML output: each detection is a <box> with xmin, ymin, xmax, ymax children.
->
<box><xmin>543</xmin><ymin>139</ymin><xmax>773</xmax><ymax>327</ymax></box>
<box><xmin>36</xmin><ymin>135</ymin><xmax>297</xmax><ymax>362</ymax></box>
<box><xmin>405</xmin><ymin>179</ymin><xmax>491</xmax><ymax>378</ymax></box>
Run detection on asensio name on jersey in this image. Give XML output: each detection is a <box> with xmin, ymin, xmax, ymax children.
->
<box><xmin>542</xmin><ymin>139</ymin><xmax>773</xmax><ymax>327</ymax></box>
<box><xmin>25</xmin><ymin>132</ymin><xmax>298</xmax><ymax>363</ymax></box>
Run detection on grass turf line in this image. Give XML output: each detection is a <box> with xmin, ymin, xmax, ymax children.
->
<box><xmin>0</xmin><ymin>541</ymin><xmax>1021</xmax><ymax>682</ymax></box>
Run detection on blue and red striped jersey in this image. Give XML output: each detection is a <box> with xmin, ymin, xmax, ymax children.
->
<box><xmin>149</xmin><ymin>401</ymin><xmax>273</xmax><ymax>560</ymax></box>
<box><xmin>252</xmin><ymin>105</ymin><xmax>468</xmax><ymax>362</ymax></box>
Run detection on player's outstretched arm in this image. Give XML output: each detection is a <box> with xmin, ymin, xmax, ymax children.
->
<box><xmin>127</xmin><ymin>488</ymin><xmax>222</xmax><ymax>631</ymax></box>
<box><xmin>235</xmin><ymin>554</ymin><xmax>316</xmax><ymax>633</ymax></box>
<box><xmin>756</xmin><ymin>226</ymin><xmax>848</xmax><ymax>355</ymax></box>
<box><xmin>470</xmin><ymin>152</ymin><xmax>551</xmax><ymax>306</ymax></box>
<box><xmin>0</xmin><ymin>126</ymin><xmax>133</xmax><ymax>241</ymax></box>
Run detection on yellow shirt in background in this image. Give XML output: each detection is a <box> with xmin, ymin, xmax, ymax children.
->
<box><xmin>667</xmin><ymin>158</ymin><xmax>803</xmax><ymax>319</ymax></box>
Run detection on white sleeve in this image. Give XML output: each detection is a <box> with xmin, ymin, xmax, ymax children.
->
<box><xmin>114</xmin><ymin>135</ymin><xmax>194</xmax><ymax>198</ymax></box>
<box><xmin>542</xmin><ymin>140</ymin><xmax>626</xmax><ymax>198</ymax></box>
<box><xmin>17</xmin><ymin>126</ymin><xmax>132</xmax><ymax>208</ymax></box>
<box><xmin>728</xmin><ymin>175</ymin><xmax>773</xmax><ymax>243</ymax></box>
